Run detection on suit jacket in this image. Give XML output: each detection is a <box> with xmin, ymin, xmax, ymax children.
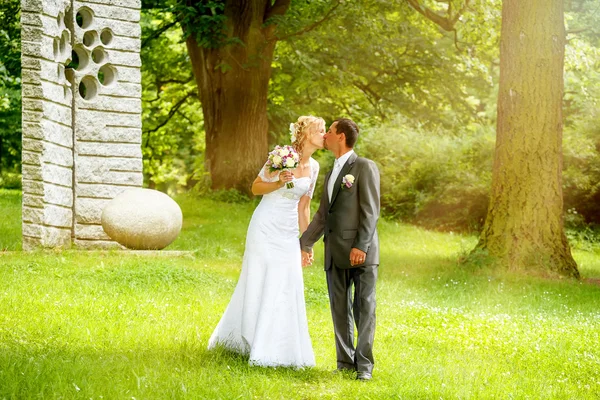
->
<box><xmin>300</xmin><ymin>152</ymin><xmax>380</xmax><ymax>270</ymax></box>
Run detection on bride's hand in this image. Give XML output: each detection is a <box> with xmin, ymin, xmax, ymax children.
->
<box><xmin>278</xmin><ymin>170</ymin><xmax>294</xmax><ymax>186</ymax></box>
<box><xmin>301</xmin><ymin>250</ymin><xmax>313</xmax><ymax>267</ymax></box>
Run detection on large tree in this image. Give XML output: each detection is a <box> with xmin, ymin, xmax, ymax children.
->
<box><xmin>408</xmin><ymin>0</ymin><xmax>579</xmax><ymax>277</ymax></box>
<box><xmin>140</xmin><ymin>0</ymin><xmax>501</xmax><ymax>190</ymax></box>
<box><xmin>473</xmin><ymin>0</ymin><xmax>578</xmax><ymax>277</ymax></box>
<box><xmin>178</xmin><ymin>0</ymin><xmax>339</xmax><ymax>192</ymax></box>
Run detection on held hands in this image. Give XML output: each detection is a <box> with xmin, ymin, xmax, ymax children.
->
<box><xmin>350</xmin><ymin>248</ymin><xmax>367</xmax><ymax>266</ymax></box>
<box><xmin>301</xmin><ymin>250</ymin><xmax>314</xmax><ymax>267</ymax></box>
<box><xmin>278</xmin><ymin>170</ymin><xmax>294</xmax><ymax>187</ymax></box>
<box><xmin>302</xmin><ymin>248</ymin><xmax>365</xmax><ymax>267</ymax></box>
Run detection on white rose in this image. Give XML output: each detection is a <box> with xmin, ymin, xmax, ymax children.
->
<box><xmin>272</xmin><ymin>155</ymin><xmax>282</xmax><ymax>166</ymax></box>
<box><xmin>285</xmin><ymin>158</ymin><xmax>295</xmax><ymax>168</ymax></box>
<box><xmin>345</xmin><ymin>174</ymin><xmax>355</xmax><ymax>183</ymax></box>
<box><xmin>278</xmin><ymin>149</ymin><xmax>287</xmax><ymax>157</ymax></box>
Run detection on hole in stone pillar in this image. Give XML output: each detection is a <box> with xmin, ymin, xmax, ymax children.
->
<box><xmin>76</xmin><ymin>8</ymin><xmax>94</xmax><ymax>29</ymax></box>
<box><xmin>60</xmin><ymin>30</ymin><xmax>70</xmax><ymax>57</ymax></box>
<box><xmin>98</xmin><ymin>64</ymin><xmax>117</xmax><ymax>86</ymax></box>
<box><xmin>65</xmin><ymin>6</ymin><xmax>73</xmax><ymax>30</ymax></box>
<box><xmin>53</xmin><ymin>37</ymin><xmax>60</xmax><ymax>60</ymax></box>
<box><xmin>100</xmin><ymin>29</ymin><xmax>114</xmax><ymax>46</ymax></box>
<box><xmin>78</xmin><ymin>76</ymin><xmax>98</xmax><ymax>100</ymax></box>
<box><xmin>78</xmin><ymin>81</ymin><xmax>87</xmax><ymax>99</ymax></box>
<box><xmin>66</xmin><ymin>47</ymin><xmax>90</xmax><ymax>71</ymax></box>
<box><xmin>57</xmin><ymin>64</ymin><xmax>65</xmax><ymax>82</ymax></box>
<box><xmin>92</xmin><ymin>47</ymin><xmax>107</xmax><ymax>64</ymax></box>
<box><xmin>66</xmin><ymin>50</ymin><xmax>79</xmax><ymax>70</ymax></box>
<box><xmin>83</xmin><ymin>30</ymin><xmax>98</xmax><ymax>47</ymax></box>
<box><xmin>57</xmin><ymin>11</ymin><xmax>64</xmax><ymax>28</ymax></box>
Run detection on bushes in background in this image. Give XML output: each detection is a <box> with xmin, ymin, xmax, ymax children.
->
<box><xmin>359</xmin><ymin>118</ymin><xmax>493</xmax><ymax>232</ymax></box>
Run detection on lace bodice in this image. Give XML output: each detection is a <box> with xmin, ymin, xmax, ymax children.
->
<box><xmin>258</xmin><ymin>157</ymin><xmax>320</xmax><ymax>202</ymax></box>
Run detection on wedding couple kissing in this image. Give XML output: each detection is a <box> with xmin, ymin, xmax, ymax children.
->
<box><xmin>208</xmin><ymin>116</ymin><xmax>380</xmax><ymax>381</ymax></box>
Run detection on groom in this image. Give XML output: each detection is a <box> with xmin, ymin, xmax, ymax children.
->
<box><xmin>300</xmin><ymin>118</ymin><xmax>380</xmax><ymax>381</ymax></box>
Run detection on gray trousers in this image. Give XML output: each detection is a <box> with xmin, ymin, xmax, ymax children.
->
<box><xmin>326</xmin><ymin>262</ymin><xmax>377</xmax><ymax>374</ymax></box>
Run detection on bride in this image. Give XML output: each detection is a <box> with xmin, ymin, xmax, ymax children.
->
<box><xmin>208</xmin><ymin>115</ymin><xmax>325</xmax><ymax>367</ymax></box>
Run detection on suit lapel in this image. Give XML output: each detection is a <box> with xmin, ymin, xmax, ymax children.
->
<box><xmin>329</xmin><ymin>152</ymin><xmax>357</xmax><ymax>209</ymax></box>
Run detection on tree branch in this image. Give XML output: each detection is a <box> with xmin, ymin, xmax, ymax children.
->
<box><xmin>352</xmin><ymin>80</ymin><xmax>390</xmax><ymax>120</ymax></box>
<box><xmin>566</xmin><ymin>27</ymin><xmax>591</xmax><ymax>35</ymax></box>
<box><xmin>142</xmin><ymin>20</ymin><xmax>178</xmax><ymax>47</ymax></box>
<box><xmin>405</xmin><ymin>0</ymin><xmax>469</xmax><ymax>32</ymax></box>
<box><xmin>264</xmin><ymin>0</ymin><xmax>292</xmax><ymax>21</ymax></box>
<box><xmin>147</xmin><ymin>76</ymin><xmax>194</xmax><ymax>103</ymax></box>
<box><xmin>176</xmin><ymin>109</ymin><xmax>194</xmax><ymax>124</ymax></box>
<box><xmin>157</xmin><ymin>76</ymin><xmax>195</xmax><ymax>86</ymax></box>
<box><xmin>453</xmin><ymin>28</ymin><xmax>461</xmax><ymax>51</ymax></box>
<box><xmin>144</xmin><ymin>91</ymin><xmax>197</xmax><ymax>140</ymax></box>
<box><xmin>275</xmin><ymin>0</ymin><xmax>342</xmax><ymax>41</ymax></box>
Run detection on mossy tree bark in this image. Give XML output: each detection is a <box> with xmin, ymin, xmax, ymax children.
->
<box><xmin>472</xmin><ymin>0</ymin><xmax>579</xmax><ymax>278</ymax></box>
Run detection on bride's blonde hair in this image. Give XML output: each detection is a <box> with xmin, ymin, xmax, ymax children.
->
<box><xmin>291</xmin><ymin>115</ymin><xmax>325</xmax><ymax>159</ymax></box>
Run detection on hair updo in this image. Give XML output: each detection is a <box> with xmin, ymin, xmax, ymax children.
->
<box><xmin>290</xmin><ymin>115</ymin><xmax>325</xmax><ymax>159</ymax></box>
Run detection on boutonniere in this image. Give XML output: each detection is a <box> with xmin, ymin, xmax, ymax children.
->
<box><xmin>341</xmin><ymin>174</ymin><xmax>355</xmax><ymax>189</ymax></box>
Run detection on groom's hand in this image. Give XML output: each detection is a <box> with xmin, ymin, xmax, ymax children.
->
<box><xmin>301</xmin><ymin>250</ymin><xmax>313</xmax><ymax>267</ymax></box>
<box><xmin>350</xmin><ymin>248</ymin><xmax>367</xmax><ymax>266</ymax></box>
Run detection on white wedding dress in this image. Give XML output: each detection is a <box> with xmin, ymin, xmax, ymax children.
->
<box><xmin>208</xmin><ymin>157</ymin><xmax>319</xmax><ymax>368</ymax></box>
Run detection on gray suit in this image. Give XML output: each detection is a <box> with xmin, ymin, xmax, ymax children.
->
<box><xmin>300</xmin><ymin>152</ymin><xmax>380</xmax><ymax>374</ymax></box>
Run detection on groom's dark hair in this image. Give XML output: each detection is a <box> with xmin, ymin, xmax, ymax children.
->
<box><xmin>335</xmin><ymin>118</ymin><xmax>359</xmax><ymax>148</ymax></box>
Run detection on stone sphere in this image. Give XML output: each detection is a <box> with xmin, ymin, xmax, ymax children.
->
<box><xmin>101</xmin><ymin>188</ymin><xmax>182</xmax><ymax>250</ymax></box>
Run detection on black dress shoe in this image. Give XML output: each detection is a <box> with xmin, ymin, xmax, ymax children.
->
<box><xmin>356</xmin><ymin>372</ymin><xmax>372</xmax><ymax>381</ymax></box>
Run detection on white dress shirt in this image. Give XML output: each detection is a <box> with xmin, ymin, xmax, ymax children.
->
<box><xmin>328</xmin><ymin>150</ymin><xmax>355</xmax><ymax>202</ymax></box>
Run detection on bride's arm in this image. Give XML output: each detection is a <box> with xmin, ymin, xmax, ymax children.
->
<box><xmin>298</xmin><ymin>195</ymin><xmax>311</xmax><ymax>234</ymax></box>
<box><xmin>251</xmin><ymin>170</ymin><xmax>293</xmax><ymax>195</ymax></box>
<box><xmin>251</xmin><ymin>176</ymin><xmax>284</xmax><ymax>195</ymax></box>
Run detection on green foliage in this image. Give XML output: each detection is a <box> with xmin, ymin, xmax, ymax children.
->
<box><xmin>142</xmin><ymin>0</ymin><xmax>231</xmax><ymax>49</ymax></box>
<box><xmin>1</xmin><ymin>0</ymin><xmax>600</xmax><ymax>234</ymax></box>
<box><xmin>566</xmin><ymin>225</ymin><xmax>600</xmax><ymax>253</ymax></box>
<box><xmin>2</xmin><ymin>193</ymin><xmax>600</xmax><ymax>397</ymax></box>
<box><xmin>0</xmin><ymin>0</ymin><xmax>20</xmax><ymax>77</ymax></box>
<box><xmin>0</xmin><ymin>0</ymin><xmax>22</xmax><ymax>178</ymax></box>
<box><xmin>140</xmin><ymin>10</ymin><xmax>205</xmax><ymax>193</ymax></box>
<box><xmin>359</xmin><ymin>117</ymin><xmax>494</xmax><ymax>232</ymax></box>
<box><xmin>0</xmin><ymin>171</ymin><xmax>21</xmax><ymax>189</ymax></box>
<box><xmin>176</xmin><ymin>0</ymin><xmax>228</xmax><ymax>48</ymax></box>
<box><xmin>562</xmin><ymin>9</ymin><xmax>600</xmax><ymax>226</ymax></box>
<box><xmin>267</xmin><ymin>0</ymin><xmax>501</xmax><ymax>143</ymax></box>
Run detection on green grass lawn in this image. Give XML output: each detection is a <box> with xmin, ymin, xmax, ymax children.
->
<box><xmin>2</xmin><ymin>189</ymin><xmax>600</xmax><ymax>398</ymax></box>
<box><xmin>0</xmin><ymin>189</ymin><xmax>21</xmax><ymax>251</ymax></box>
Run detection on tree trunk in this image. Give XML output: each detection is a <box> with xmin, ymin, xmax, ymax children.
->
<box><xmin>186</xmin><ymin>1</ymin><xmax>283</xmax><ymax>194</ymax></box>
<box><xmin>472</xmin><ymin>0</ymin><xmax>579</xmax><ymax>278</ymax></box>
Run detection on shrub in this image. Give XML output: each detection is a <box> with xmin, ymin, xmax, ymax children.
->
<box><xmin>0</xmin><ymin>171</ymin><xmax>21</xmax><ymax>189</ymax></box>
<box><xmin>359</xmin><ymin>117</ymin><xmax>494</xmax><ymax>232</ymax></box>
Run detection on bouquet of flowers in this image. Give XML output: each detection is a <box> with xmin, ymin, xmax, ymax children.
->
<box><xmin>266</xmin><ymin>145</ymin><xmax>300</xmax><ymax>189</ymax></box>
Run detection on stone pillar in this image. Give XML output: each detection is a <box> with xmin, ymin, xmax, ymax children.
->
<box><xmin>21</xmin><ymin>0</ymin><xmax>143</xmax><ymax>250</ymax></box>
<box><xmin>21</xmin><ymin>0</ymin><xmax>75</xmax><ymax>250</ymax></box>
<box><xmin>70</xmin><ymin>0</ymin><xmax>143</xmax><ymax>249</ymax></box>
